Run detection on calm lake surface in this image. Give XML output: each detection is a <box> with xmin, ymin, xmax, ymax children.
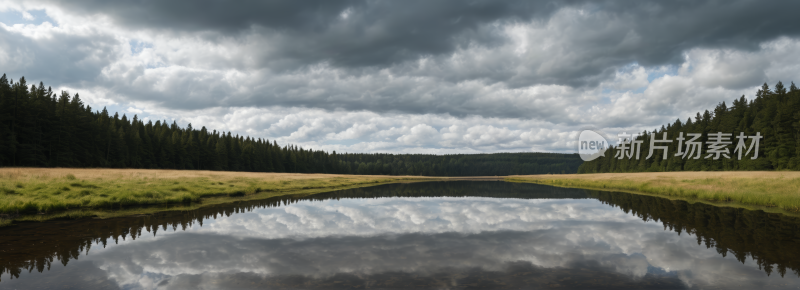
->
<box><xmin>1</xmin><ymin>181</ymin><xmax>800</xmax><ymax>289</ymax></box>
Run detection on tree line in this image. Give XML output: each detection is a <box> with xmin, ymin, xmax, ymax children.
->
<box><xmin>579</xmin><ymin>81</ymin><xmax>800</xmax><ymax>173</ymax></box>
<box><xmin>0</xmin><ymin>74</ymin><xmax>582</xmax><ymax>176</ymax></box>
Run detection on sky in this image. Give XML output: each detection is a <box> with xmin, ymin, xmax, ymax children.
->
<box><xmin>2</xmin><ymin>0</ymin><xmax>800</xmax><ymax>154</ymax></box>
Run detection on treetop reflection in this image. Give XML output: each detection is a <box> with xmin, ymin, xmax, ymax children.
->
<box><xmin>1</xmin><ymin>181</ymin><xmax>798</xmax><ymax>289</ymax></box>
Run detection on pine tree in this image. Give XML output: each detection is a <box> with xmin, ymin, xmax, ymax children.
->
<box><xmin>0</xmin><ymin>74</ymin><xmax>586</xmax><ymax>176</ymax></box>
<box><xmin>579</xmin><ymin>81</ymin><xmax>800</xmax><ymax>173</ymax></box>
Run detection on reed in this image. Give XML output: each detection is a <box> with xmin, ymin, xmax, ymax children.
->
<box><xmin>0</xmin><ymin>168</ymin><xmax>437</xmax><ymax>214</ymax></box>
<box><xmin>507</xmin><ymin>171</ymin><xmax>800</xmax><ymax>213</ymax></box>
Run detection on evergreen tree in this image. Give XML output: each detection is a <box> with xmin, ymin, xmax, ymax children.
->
<box><xmin>0</xmin><ymin>74</ymin><xmax>584</xmax><ymax>175</ymax></box>
<box><xmin>579</xmin><ymin>81</ymin><xmax>800</xmax><ymax>173</ymax></box>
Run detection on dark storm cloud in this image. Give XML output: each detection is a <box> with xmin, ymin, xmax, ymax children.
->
<box><xmin>7</xmin><ymin>0</ymin><xmax>800</xmax><ymax>151</ymax></box>
<box><xmin>465</xmin><ymin>0</ymin><xmax>800</xmax><ymax>88</ymax></box>
<box><xmin>575</xmin><ymin>0</ymin><xmax>800</xmax><ymax>68</ymax></box>
<box><xmin>46</xmin><ymin>0</ymin><xmax>563</xmax><ymax>68</ymax></box>
<box><xmin>0</xmin><ymin>25</ymin><xmax>120</xmax><ymax>87</ymax></box>
<box><xmin>43</xmin><ymin>0</ymin><xmax>800</xmax><ymax>86</ymax></box>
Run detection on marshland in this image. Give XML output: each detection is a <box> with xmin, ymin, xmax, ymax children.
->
<box><xmin>0</xmin><ymin>168</ymin><xmax>439</xmax><ymax>225</ymax></box>
<box><xmin>509</xmin><ymin>171</ymin><xmax>800</xmax><ymax>214</ymax></box>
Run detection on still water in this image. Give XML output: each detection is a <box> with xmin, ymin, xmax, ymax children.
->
<box><xmin>1</xmin><ymin>181</ymin><xmax>799</xmax><ymax>289</ymax></box>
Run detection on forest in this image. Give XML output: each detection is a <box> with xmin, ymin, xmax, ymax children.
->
<box><xmin>0</xmin><ymin>74</ymin><xmax>581</xmax><ymax>176</ymax></box>
<box><xmin>579</xmin><ymin>81</ymin><xmax>800</xmax><ymax>173</ymax></box>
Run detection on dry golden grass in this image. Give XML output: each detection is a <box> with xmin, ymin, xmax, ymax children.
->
<box><xmin>0</xmin><ymin>168</ymin><xmax>441</xmax><ymax>215</ymax></box>
<box><xmin>508</xmin><ymin>171</ymin><xmax>800</xmax><ymax>213</ymax></box>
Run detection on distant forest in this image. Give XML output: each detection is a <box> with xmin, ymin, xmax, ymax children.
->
<box><xmin>0</xmin><ymin>74</ymin><xmax>581</xmax><ymax>176</ymax></box>
<box><xmin>579</xmin><ymin>81</ymin><xmax>800</xmax><ymax>173</ymax></box>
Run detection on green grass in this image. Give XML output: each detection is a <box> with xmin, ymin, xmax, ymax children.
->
<box><xmin>507</xmin><ymin>172</ymin><xmax>800</xmax><ymax>214</ymax></box>
<box><xmin>0</xmin><ymin>170</ymin><xmax>436</xmax><ymax>215</ymax></box>
<box><xmin>1</xmin><ymin>178</ymin><xmax>432</xmax><ymax>226</ymax></box>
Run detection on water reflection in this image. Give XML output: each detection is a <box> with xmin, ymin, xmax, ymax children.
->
<box><xmin>591</xmin><ymin>191</ymin><xmax>800</xmax><ymax>278</ymax></box>
<box><xmin>0</xmin><ymin>181</ymin><xmax>799</xmax><ymax>289</ymax></box>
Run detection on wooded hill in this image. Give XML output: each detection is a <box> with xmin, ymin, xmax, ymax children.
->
<box><xmin>0</xmin><ymin>74</ymin><xmax>581</xmax><ymax>176</ymax></box>
<box><xmin>579</xmin><ymin>81</ymin><xmax>800</xmax><ymax>173</ymax></box>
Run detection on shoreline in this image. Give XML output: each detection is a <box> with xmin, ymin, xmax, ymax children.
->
<box><xmin>7</xmin><ymin>168</ymin><xmax>800</xmax><ymax>227</ymax></box>
<box><xmin>507</xmin><ymin>171</ymin><xmax>800</xmax><ymax>216</ymax></box>
<box><xmin>0</xmin><ymin>168</ymin><xmax>502</xmax><ymax>227</ymax></box>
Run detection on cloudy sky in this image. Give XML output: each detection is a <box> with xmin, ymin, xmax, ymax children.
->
<box><xmin>2</xmin><ymin>0</ymin><xmax>800</xmax><ymax>154</ymax></box>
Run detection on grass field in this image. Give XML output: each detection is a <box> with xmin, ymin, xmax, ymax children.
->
<box><xmin>507</xmin><ymin>172</ymin><xmax>800</xmax><ymax>213</ymax></box>
<box><xmin>0</xmin><ymin>168</ymin><xmax>439</xmax><ymax>216</ymax></box>
<box><xmin>6</xmin><ymin>168</ymin><xmax>799</xmax><ymax>227</ymax></box>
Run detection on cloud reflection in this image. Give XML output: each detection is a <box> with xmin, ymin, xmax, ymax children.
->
<box><xmin>5</xmin><ymin>196</ymin><xmax>797</xmax><ymax>289</ymax></box>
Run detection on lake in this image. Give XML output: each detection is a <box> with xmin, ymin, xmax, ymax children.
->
<box><xmin>1</xmin><ymin>181</ymin><xmax>799</xmax><ymax>289</ymax></box>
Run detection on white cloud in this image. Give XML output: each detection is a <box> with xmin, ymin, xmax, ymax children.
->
<box><xmin>21</xmin><ymin>10</ymin><xmax>34</xmax><ymax>20</ymax></box>
<box><xmin>2</xmin><ymin>1</ymin><xmax>800</xmax><ymax>153</ymax></box>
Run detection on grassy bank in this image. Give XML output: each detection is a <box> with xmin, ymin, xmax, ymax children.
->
<box><xmin>0</xmin><ymin>168</ymin><xmax>438</xmax><ymax>216</ymax></box>
<box><xmin>507</xmin><ymin>172</ymin><xmax>800</xmax><ymax>213</ymax></box>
